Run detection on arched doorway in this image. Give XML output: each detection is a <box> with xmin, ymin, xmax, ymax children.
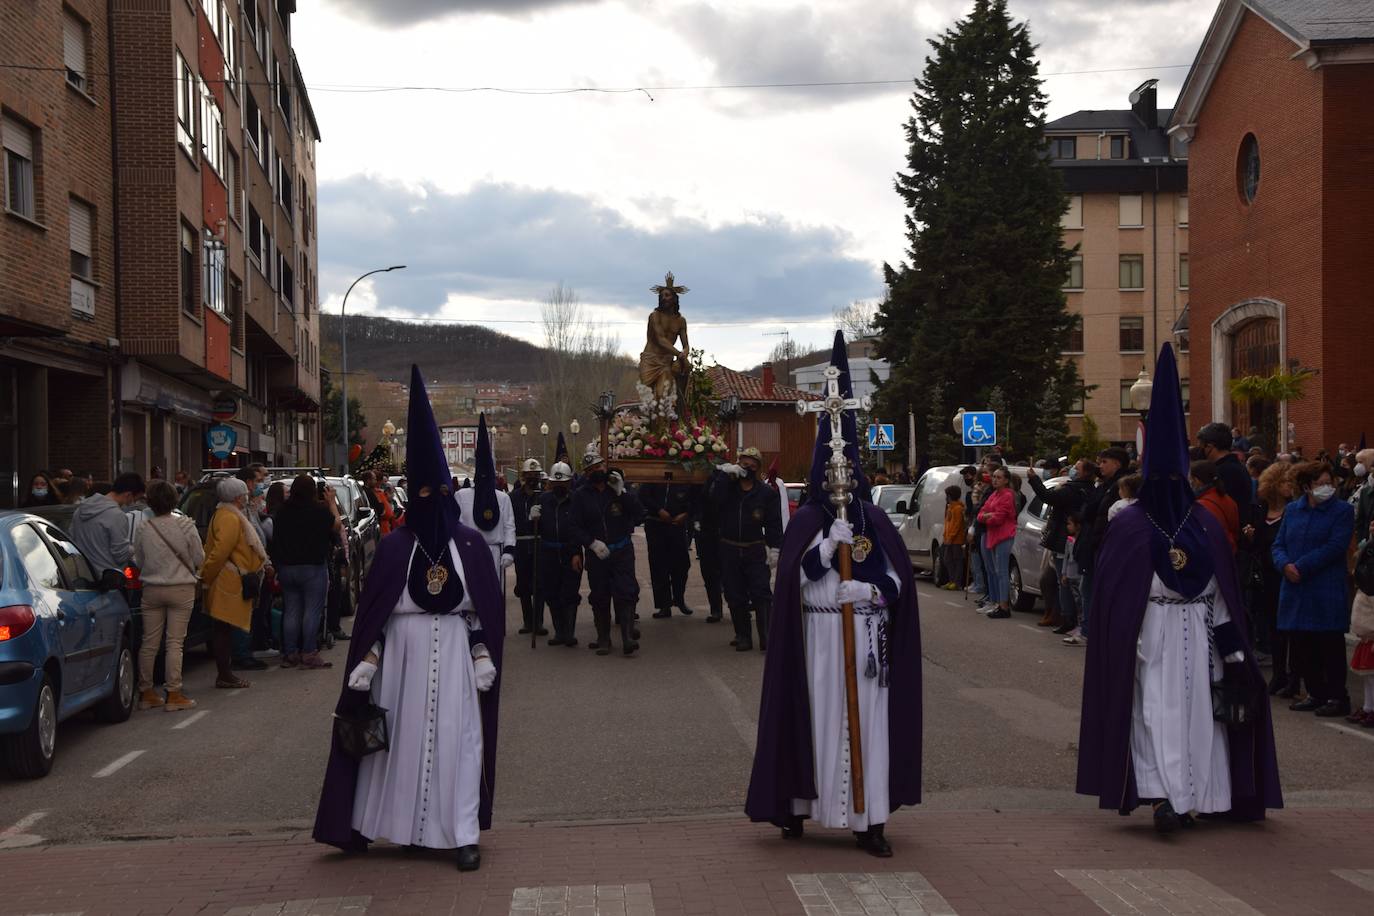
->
<box><xmin>1229</xmin><ymin>317</ymin><xmax>1280</xmax><ymax>451</ymax></box>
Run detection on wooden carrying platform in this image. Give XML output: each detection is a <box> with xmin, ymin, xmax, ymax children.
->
<box><xmin>609</xmin><ymin>458</ymin><xmax>713</xmax><ymax>484</ymax></box>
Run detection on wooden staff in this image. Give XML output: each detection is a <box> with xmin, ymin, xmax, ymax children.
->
<box><xmin>834</xmin><ymin>513</ymin><xmax>866</xmax><ymax>814</ymax></box>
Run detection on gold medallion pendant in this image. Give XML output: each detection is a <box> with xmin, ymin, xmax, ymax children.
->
<box><xmin>426</xmin><ymin>563</ymin><xmax>449</xmax><ymax>595</ymax></box>
<box><xmin>1168</xmin><ymin>547</ymin><xmax>1188</xmax><ymax>571</ymax></box>
<box><xmin>852</xmin><ymin>535</ymin><xmax>873</xmax><ymax>564</ymax></box>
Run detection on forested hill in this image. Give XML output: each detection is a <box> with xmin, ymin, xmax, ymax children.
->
<box><xmin>320</xmin><ymin>314</ymin><xmax>545</xmax><ymax>383</ymax></box>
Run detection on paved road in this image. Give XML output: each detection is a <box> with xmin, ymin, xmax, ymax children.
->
<box><xmin>3</xmin><ymin>532</ymin><xmax>1373</xmax><ymax>850</ymax></box>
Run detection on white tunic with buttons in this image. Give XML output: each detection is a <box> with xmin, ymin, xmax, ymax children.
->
<box><xmin>352</xmin><ymin>541</ymin><xmax>484</xmax><ymax>849</ymax></box>
<box><xmin>790</xmin><ymin>532</ymin><xmax>897</xmax><ymax>831</ymax></box>
<box><xmin>455</xmin><ymin>488</ymin><xmax>516</xmax><ymax>594</ymax></box>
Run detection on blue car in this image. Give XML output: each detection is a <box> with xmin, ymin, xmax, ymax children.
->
<box><xmin>0</xmin><ymin>512</ymin><xmax>136</xmax><ymax>778</ymax></box>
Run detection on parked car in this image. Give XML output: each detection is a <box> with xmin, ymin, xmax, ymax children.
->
<box><xmin>326</xmin><ymin>476</ymin><xmax>380</xmax><ymax>613</ymax></box>
<box><xmin>898</xmin><ymin>466</ymin><xmax>966</xmax><ymax>575</ymax></box>
<box><xmin>1007</xmin><ymin>474</ymin><xmax>1063</xmax><ymax>613</ymax></box>
<box><xmin>0</xmin><ymin>512</ymin><xmax>136</xmax><ymax>778</ymax></box>
<box><xmin>871</xmin><ymin>484</ymin><xmax>916</xmax><ymax>530</ymax></box>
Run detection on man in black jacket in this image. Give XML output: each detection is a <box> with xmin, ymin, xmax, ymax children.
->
<box><xmin>1198</xmin><ymin>421</ymin><xmax>1255</xmax><ymax>532</ymax></box>
<box><xmin>572</xmin><ymin>455</ymin><xmax>647</xmax><ymax>656</ymax></box>
<box><xmin>1074</xmin><ymin>446</ymin><xmax>1130</xmax><ymax>640</ymax></box>
<box><xmin>638</xmin><ymin>481</ymin><xmax>696</xmax><ymax>618</ymax></box>
<box><xmin>535</xmin><ymin>462</ymin><xmax>585</xmax><ymax>648</ymax></box>
<box><xmin>708</xmin><ymin>447</ymin><xmax>782</xmax><ymax>651</ymax></box>
<box><xmin>510</xmin><ymin>459</ymin><xmax>546</xmax><ymax>637</ymax></box>
<box><xmin>1028</xmin><ymin>460</ymin><xmax>1096</xmax><ymax>632</ymax></box>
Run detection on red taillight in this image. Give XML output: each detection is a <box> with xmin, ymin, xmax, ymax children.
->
<box><xmin>124</xmin><ymin>566</ymin><xmax>143</xmax><ymax>589</ymax></box>
<box><xmin>0</xmin><ymin>605</ymin><xmax>37</xmax><ymax>641</ymax></box>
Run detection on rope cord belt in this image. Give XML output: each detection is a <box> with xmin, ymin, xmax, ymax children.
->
<box><xmin>802</xmin><ymin>605</ymin><xmax>890</xmax><ymax>685</ymax></box>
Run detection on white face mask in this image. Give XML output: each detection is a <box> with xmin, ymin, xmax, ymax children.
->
<box><xmin>1356</xmin><ymin>464</ymin><xmax>1369</xmax><ymax>479</ymax></box>
<box><xmin>1312</xmin><ymin>484</ymin><xmax>1336</xmax><ymax>502</ymax></box>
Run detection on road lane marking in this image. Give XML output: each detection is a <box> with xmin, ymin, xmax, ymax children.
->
<box><xmin>171</xmin><ymin>709</ymin><xmax>209</xmax><ymax>730</ymax></box>
<box><xmin>510</xmin><ymin>885</ymin><xmax>652</xmax><ymax>915</ymax></box>
<box><xmin>690</xmin><ymin>645</ymin><xmax>758</xmax><ymax>753</ymax></box>
<box><xmin>93</xmin><ymin>750</ymin><xmax>145</xmax><ymax>778</ymax></box>
<box><xmin>1323</xmin><ymin>723</ymin><xmax>1374</xmax><ymax>744</ymax></box>
<box><xmin>1334</xmin><ymin>869</ymin><xmax>1374</xmax><ymax>893</ymax></box>
<box><xmin>0</xmin><ymin>811</ymin><xmax>47</xmax><ymax>850</ymax></box>
<box><xmin>1058</xmin><ymin>869</ymin><xmax>1265</xmax><ymax>915</ymax></box>
<box><xmin>789</xmin><ymin>873</ymin><xmax>956</xmax><ymax>915</ymax></box>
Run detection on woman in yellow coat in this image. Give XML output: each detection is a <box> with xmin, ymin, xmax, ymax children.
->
<box><xmin>200</xmin><ymin>477</ymin><xmax>268</xmax><ymax>689</ymax></box>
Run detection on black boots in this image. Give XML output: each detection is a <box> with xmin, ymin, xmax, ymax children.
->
<box><xmin>619</xmin><ymin>605</ymin><xmax>640</xmax><ymax>656</ymax></box>
<box><xmin>855</xmin><ymin>823</ymin><xmax>892</xmax><ymax>857</ymax></box>
<box><xmin>456</xmin><ymin>844</ymin><xmax>481</xmax><ymax>871</ymax></box>
<box><xmin>756</xmin><ymin>603</ymin><xmax>771</xmax><ymax>651</ymax></box>
<box><xmin>590</xmin><ymin>605</ymin><xmax>613</xmax><ymax>655</ymax></box>
<box><xmin>781</xmin><ymin>815</ymin><xmax>804</xmax><ymax>839</ymax></box>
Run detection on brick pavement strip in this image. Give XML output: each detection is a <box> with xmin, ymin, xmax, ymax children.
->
<box><xmin>5</xmin><ymin>811</ymin><xmax>1374</xmax><ymax>916</ymax></box>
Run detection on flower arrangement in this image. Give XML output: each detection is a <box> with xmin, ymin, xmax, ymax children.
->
<box><xmin>635</xmin><ymin>381</ymin><xmax>678</xmax><ymax>423</ymax></box>
<box><xmin>601</xmin><ymin>410</ymin><xmax>730</xmax><ymax>469</ymax></box>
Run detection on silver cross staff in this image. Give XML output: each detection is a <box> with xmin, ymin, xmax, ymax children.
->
<box><xmin>796</xmin><ymin>365</ymin><xmax>873</xmax><ymax>525</ymax></box>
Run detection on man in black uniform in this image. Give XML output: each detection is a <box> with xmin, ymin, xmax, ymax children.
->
<box><xmin>573</xmin><ymin>454</ymin><xmax>646</xmax><ymax>656</ymax></box>
<box><xmin>535</xmin><ymin>461</ymin><xmax>585</xmax><ymax>648</ymax></box>
<box><xmin>708</xmin><ymin>447</ymin><xmax>783</xmax><ymax>651</ymax></box>
<box><xmin>511</xmin><ymin>458</ymin><xmax>547</xmax><ymax>637</ymax></box>
<box><xmin>639</xmin><ymin>481</ymin><xmax>696</xmax><ymax>618</ymax></box>
<box><xmin>694</xmin><ymin>484</ymin><xmax>724</xmax><ymax>623</ymax></box>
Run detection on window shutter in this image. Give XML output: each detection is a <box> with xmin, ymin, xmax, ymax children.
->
<box><xmin>2</xmin><ymin>117</ymin><xmax>34</xmax><ymax>159</ymax></box>
<box><xmin>69</xmin><ymin>198</ymin><xmax>93</xmax><ymax>256</ymax></box>
<box><xmin>63</xmin><ymin>14</ymin><xmax>86</xmax><ymax>80</ymax></box>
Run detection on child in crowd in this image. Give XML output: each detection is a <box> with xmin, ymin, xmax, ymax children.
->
<box><xmin>941</xmin><ymin>485</ymin><xmax>966</xmax><ymax>591</ymax></box>
<box><xmin>1060</xmin><ymin>512</ymin><xmax>1085</xmax><ymax>644</ymax></box>
<box><xmin>1107</xmin><ymin>473</ymin><xmax>1142</xmax><ymax>523</ymax></box>
<box><xmin>1347</xmin><ymin>523</ymin><xmax>1374</xmax><ymax>726</ymax></box>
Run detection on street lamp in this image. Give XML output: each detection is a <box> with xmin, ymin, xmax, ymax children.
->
<box><xmin>340</xmin><ymin>265</ymin><xmax>406</xmax><ymax>464</ymax></box>
<box><xmin>519</xmin><ymin>423</ymin><xmax>528</xmax><ymax>460</ymax></box>
<box><xmin>540</xmin><ymin>422</ymin><xmax>550</xmax><ymax>468</ymax></box>
<box><xmin>569</xmin><ymin>418</ymin><xmax>581</xmax><ymax>460</ymax></box>
<box><xmin>1130</xmin><ymin>367</ymin><xmax>1153</xmax><ymax>420</ymax></box>
<box><xmin>952</xmin><ymin>407</ymin><xmax>966</xmax><ymax>436</ymax></box>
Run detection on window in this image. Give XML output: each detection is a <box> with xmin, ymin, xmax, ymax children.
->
<box><xmin>1180</xmin><ymin>380</ymin><xmax>1191</xmax><ymax>412</ymax></box>
<box><xmin>1065</xmin><ymin>255</ymin><xmax>1083</xmax><ymax>290</ymax></box>
<box><xmin>69</xmin><ymin>197</ymin><xmax>93</xmax><ymax>279</ymax></box>
<box><xmin>175</xmin><ymin>54</ymin><xmax>196</xmax><ymax>156</ymax></box>
<box><xmin>1110</xmin><ymin>135</ymin><xmax>1126</xmax><ymax>159</ymax></box>
<box><xmin>301</xmin><ymin>253</ymin><xmax>312</xmax><ymax>317</ymax></box>
<box><xmin>245</xmin><ymin>91</ymin><xmax>262</xmax><ymax>161</ymax></box>
<box><xmin>202</xmin><ymin>228</ymin><xmax>226</xmax><ymax>315</ymax></box>
<box><xmin>199</xmin><ymin>78</ymin><xmax>225</xmax><ymax>177</ymax></box>
<box><xmin>1177</xmin><ymin>194</ymin><xmax>1189</xmax><ymax>226</ymax></box>
<box><xmin>1064</xmin><ymin>315</ymin><xmax>1084</xmax><ymax>353</ymax></box>
<box><xmin>1170</xmin><ymin>133</ymin><xmax>1189</xmax><ymax>160</ymax></box>
<box><xmin>741</xmin><ymin>421</ymin><xmax>781</xmax><ymax>452</ymax></box>
<box><xmin>202</xmin><ymin>0</ymin><xmax>220</xmax><ymax>39</ymax></box>
<box><xmin>262</xmin><ymin>228</ymin><xmax>272</xmax><ymax>286</ymax></box>
<box><xmin>63</xmin><ymin>11</ymin><xmax>89</xmax><ymax>93</ymax></box>
<box><xmin>225</xmin><ymin>146</ymin><xmax>240</xmax><ymax>222</ymax></box>
<box><xmin>1068</xmin><ymin>387</ymin><xmax>1086</xmax><ymax>416</ymax></box>
<box><xmin>180</xmin><ymin>223</ymin><xmax>198</xmax><ymax>315</ymax></box>
<box><xmin>1050</xmin><ymin>136</ymin><xmax>1076</xmax><ymax>160</ymax></box>
<box><xmin>1119</xmin><ymin>379</ymin><xmax>1137</xmax><ymax>412</ymax></box>
<box><xmin>246</xmin><ymin>1</ymin><xmax>267</xmax><ymax>61</ymax></box>
<box><xmin>13</xmin><ymin>525</ymin><xmax>63</xmax><ymax>591</ymax></box>
<box><xmin>3</xmin><ymin>115</ymin><xmax>36</xmax><ymax>220</ymax></box>
<box><xmin>1061</xmin><ymin>193</ymin><xmax>1082</xmax><ymax>230</ymax></box>
<box><xmin>279</xmin><ymin>250</ymin><xmax>294</xmax><ymax>308</ymax></box>
<box><xmin>222</xmin><ymin>12</ymin><xmax>238</xmax><ymax>93</ymax></box>
<box><xmin>277</xmin><ymin>155</ymin><xmax>292</xmax><ymax>213</ymax></box>
<box><xmin>1119</xmin><ymin>254</ymin><xmax>1145</xmax><ymax>290</ymax></box>
<box><xmin>1119</xmin><ymin>316</ymin><xmax>1145</xmax><ymax>353</ymax></box>
<box><xmin>38</xmin><ymin>523</ymin><xmax>96</xmax><ymax>588</ymax></box>
<box><xmin>1238</xmin><ymin>133</ymin><xmax>1260</xmax><ymax>204</ymax></box>
<box><xmin>247</xmin><ymin>204</ymin><xmax>262</xmax><ymax>262</ymax></box>
<box><xmin>275</xmin><ymin>58</ymin><xmax>291</xmax><ymax>124</ymax></box>
<box><xmin>1118</xmin><ymin>193</ymin><xmax>1143</xmax><ymax>227</ymax></box>
<box><xmin>1178</xmin><ymin>253</ymin><xmax>1189</xmax><ymax>289</ymax></box>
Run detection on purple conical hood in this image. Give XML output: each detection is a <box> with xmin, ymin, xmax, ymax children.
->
<box><xmin>806</xmin><ymin>331</ymin><xmax>870</xmax><ymax>507</ymax></box>
<box><xmin>471</xmin><ymin>412</ymin><xmax>499</xmax><ymax>532</ymax></box>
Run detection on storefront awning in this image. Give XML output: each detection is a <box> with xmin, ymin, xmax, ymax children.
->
<box><xmin>121</xmin><ymin>362</ymin><xmax>215</xmax><ymax>423</ymax></box>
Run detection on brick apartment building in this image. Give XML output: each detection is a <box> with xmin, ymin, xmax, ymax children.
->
<box><xmin>1046</xmin><ymin>80</ymin><xmax>1191</xmax><ymax>445</ymax></box>
<box><xmin>0</xmin><ymin>0</ymin><xmax>321</xmax><ymax>505</ymax></box>
<box><xmin>1168</xmin><ymin>0</ymin><xmax>1374</xmax><ymax>453</ymax></box>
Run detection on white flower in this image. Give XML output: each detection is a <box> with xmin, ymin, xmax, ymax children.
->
<box><xmin>668</xmin><ymin>447</ymin><xmax>680</xmax><ymax>457</ymax></box>
<box><xmin>694</xmin><ymin>443</ymin><xmax>705</xmax><ymax>454</ymax></box>
<box><xmin>712</xmin><ymin>443</ymin><xmax>725</xmax><ymax>453</ymax></box>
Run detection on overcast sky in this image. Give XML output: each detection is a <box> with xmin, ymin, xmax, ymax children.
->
<box><xmin>298</xmin><ymin>0</ymin><xmax>1214</xmax><ymax>371</ymax></box>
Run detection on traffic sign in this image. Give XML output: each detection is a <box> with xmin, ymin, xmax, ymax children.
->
<box><xmin>961</xmin><ymin>411</ymin><xmax>997</xmax><ymax>447</ymax></box>
<box><xmin>206</xmin><ymin>424</ymin><xmax>238</xmax><ymax>460</ymax></box>
<box><xmin>867</xmin><ymin>423</ymin><xmax>896</xmax><ymax>451</ymax></box>
<box><xmin>211</xmin><ymin>395</ymin><xmax>239</xmax><ymax>421</ymax></box>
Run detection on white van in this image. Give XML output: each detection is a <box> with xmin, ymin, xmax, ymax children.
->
<box><xmin>897</xmin><ymin>466</ymin><xmax>967</xmax><ymax>575</ymax></box>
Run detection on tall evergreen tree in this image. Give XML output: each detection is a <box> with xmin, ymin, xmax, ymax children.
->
<box><xmin>875</xmin><ymin>0</ymin><xmax>1076</xmax><ymax>458</ymax></box>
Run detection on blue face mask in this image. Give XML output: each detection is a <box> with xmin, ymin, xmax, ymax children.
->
<box><xmin>253</xmin><ymin>483</ymin><xmax>268</xmax><ymax>497</ymax></box>
<box><xmin>1068</xmin><ymin>468</ymin><xmax>1079</xmax><ymax>481</ymax></box>
<box><xmin>32</xmin><ymin>487</ymin><xmax>48</xmax><ymax>499</ymax></box>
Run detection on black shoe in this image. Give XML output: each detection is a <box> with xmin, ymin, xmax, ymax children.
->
<box><xmin>632</xmin><ymin>627</ymin><xmax>641</xmax><ymax>640</ymax></box>
<box><xmin>706</xmin><ymin>613</ymin><xmax>722</xmax><ymax>623</ymax></box>
<box><xmin>232</xmin><ymin>657</ymin><xmax>268</xmax><ymax>671</ymax></box>
<box><xmin>1315</xmin><ymin>698</ymin><xmax>1352</xmax><ymax>718</ymax></box>
<box><xmin>985</xmin><ymin>607</ymin><xmax>1011</xmax><ymax>619</ymax></box>
<box><xmin>855</xmin><ymin>824</ymin><xmax>893</xmax><ymax>857</ymax></box>
<box><xmin>518</xmin><ymin>627</ymin><xmax>532</xmax><ymax>635</ymax></box>
<box><xmin>594</xmin><ymin>642</ymin><xmax>611</xmax><ymax>656</ymax></box>
<box><xmin>652</xmin><ymin>608</ymin><xmax>672</xmax><ymax>619</ymax></box>
<box><xmin>735</xmin><ymin>640</ymin><xmax>753</xmax><ymax>652</ymax></box>
<box><xmin>1290</xmin><ymin>697</ymin><xmax>1322</xmax><ymax>712</ymax></box>
<box><xmin>547</xmin><ymin>637</ymin><xmax>565</xmax><ymax>647</ymax></box>
<box><xmin>781</xmin><ymin>815</ymin><xmax>804</xmax><ymax>840</ymax></box>
<box><xmin>1052</xmin><ymin>623</ymin><xmax>1075</xmax><ymax>635</ymax></box>
<box><xmin>1267</xmin><ymin>677</ymin><xmax>1288</xmax><ymax>696</ymax></box>
<box><xmin>456</xmin><ymin>844</ymin><xmax>481</xmax><ymax>872</ymax></box>
<box><xmin>535</xmin><ymin>628</ymin><xmax>549</xmax><ymax>636</ymax></box>
<box><xmin>677</xmin><ymin>605</ymin><xmax>695</xmax><ymax>616</ymax></box>
<box><xmin>1152</xmin><ymin>800</ymin><xmax>1180</xmax><ymax>835</ymax></box>
<box><xmin>330</xmin><ymin>629</ymin><xmax>352</xmax><ymax>642</ymax></box>
<box><xmin>564</xmin><ymin>638</ymin><xmax>579</xmax><ymax>648</ymax></box>
<box><xmin>623</xmin><ymin>641</ymin><xmax>639</xmax><ymax>656</ymax></box>
<box><xmin>634</xmin><ymin>612</ymin><xmax>641</xmax><ymax>620</ymax></box>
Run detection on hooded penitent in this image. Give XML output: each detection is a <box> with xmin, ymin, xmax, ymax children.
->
<box><xmin>745</xmin><ymin>330</ymin><xmax>922</xmax><ymax>827</ymax></box>
<box><xmin>555</xmin><ymin>432</ymin><xmax>569</xmax><ymax>463</ymax></box>
<box><xmin>313</xmin><ymin>365</ymin><xmax>506</xmax><ymax>850</ymax></box>
<box><xmin>1075</xmin><ymin>343</ymin><xmax>1281</xmax><ymax>819</ymax></box>
<box><xmin>470</xmin><ymin>413</ymin><xmax>499</xmax><ymax>533</ymax></box>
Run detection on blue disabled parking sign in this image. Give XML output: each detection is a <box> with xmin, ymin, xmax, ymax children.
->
<box><xmin>962</xmin><ymin>411</ymin><xmax>997</xmax><ymax>447</ymax></box>
<box><xmin>867</xmin><ymin>423</ymin><xmax>896</xmax><ymax>451</ymax></box>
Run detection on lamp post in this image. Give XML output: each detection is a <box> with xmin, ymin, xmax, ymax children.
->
<box><xmin>719</xmin><ymin>393</ymin><xmax>742</xmax><ymax>454</ymax></box>
<box><xmin>519</xmin><ymin>424</ymin><xmax>528</xmax><ymax>460</ymax></box>
<box><xmin>595</xmin><ymin>391</ymin><xmax>615</xmax><ymax>462</ymax></box>
<box><xmin>569</xmin><ymin>418</ymin><xmax>581</xmax><ymax>461</ymax></box>
<box><xmin>540</xmin><ymin>422</ymin><xmax>550</xmax><ymax>468</ymax></box>
<box><xmin>1130</xmin><ymin>367</ymin><xmax>1153</xmax><ymax>458</ymax></box>
<box><xmin>340</xmin><ymin>265</ymin><xmax>406</xmax><ymax>466</ymax></box>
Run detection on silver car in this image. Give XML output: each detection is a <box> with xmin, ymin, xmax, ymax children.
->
<box><xmin>1006</xmin><ymin>472</ymin><xmax>1065</xmax><ymax>613</ymax></box>
<box><xmin>871</xmin><ymin>484</ymin><xmax>916</xmax><ymax>530</ymax></box>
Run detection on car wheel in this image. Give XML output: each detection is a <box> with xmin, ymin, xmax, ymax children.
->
<box><xmin>94</xmin><ymin>638</ymin><xmax>136</xmax><ymax>724</ymax></box>
<box><xmin>1009</xmin><ymin>560</ymin><xmax>1036</xmax><ymax>614</ymax></box>
<box><xmin>3</xmin><ymin>674</ymin><xmax>57</xmax><ymax>778</ymax></box>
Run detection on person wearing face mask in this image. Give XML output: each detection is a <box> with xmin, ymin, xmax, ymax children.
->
<box><xmin>709</xmin><ymin>447</ymin><xmax>783</xmax><ymax>652</ymax></box>
<box><xmin>20</xmin><ymin>472</ymin><xmax>61</xmax><ymax>508</ymax></box>
<box><xmin>510</xmin><ymin>459</ymin><xmax>547</xmax><ymax>637</ymax></box>
<box><xmin>1273</xmin><ymin>462</ymin><xmax>1356</xmax><ymax>717</ymax></box>
<box><xmin>536</xmin><ymin>461</ymin><xmax>587</xmax><ymax>648</ymax></box>
<box><xmin>572</xmin><ymin>454</ymin><xmax>647</xmax><ymax>656</ymax></box>
<box><xmin>229</xmin><ymin>466</ymin><xmax>273</xmax><ymax>672</ymax></box>
<box><xmin>199</xmin><ymin>477</ymin><xmax>268</xmax><ymax>689</ymax></box>
<box><xmin>1190</xmin><ymin>460</ymin><xmax>1240</xmax><ymax>551</ymax></box>
<box><xmin>1352</xmin><ymin>448</ymin><xmax>1374</xmax><ymax>537</ymax></box>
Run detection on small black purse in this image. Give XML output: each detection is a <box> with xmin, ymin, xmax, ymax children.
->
<box><xmin>333</xmin><ymin>703</ymin><xmax>390</xmax><ymax>759</ymax></box>
<box><xmin>1211</xmin><ymin>679</ymin><xmax>1258</xmax><ymax>727</ymax></box>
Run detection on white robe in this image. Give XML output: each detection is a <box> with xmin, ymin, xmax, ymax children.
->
<box><xmin>791</xmin><ymin>532</ymin><xmax>899</xmax><ymax>830</ymax></box>
<box><xmin>1130</xmin><ymin>574</ymin><xmax>1232</xmax><ymax>815</ymax></box>
<box><xmin>352</xmin><ymin>541</ymin><xmax>485</xmax><ymax>849</ymax></box>
<box><xmin>455</xmin><ymin>487</ymin><xmax>516</xmax><ymax>594</ymax></box>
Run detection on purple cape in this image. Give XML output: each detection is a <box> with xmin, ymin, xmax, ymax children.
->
<box><xmin>1075</xmin><ymin>505</ymin><xmax>1282</xmax><ymax>819</ymax></box>
<box><xmin>745</xmin><ymin>501</ymin><xmax>923</xmax><ymax>827</ymax></box>
<box><xmin>312</xmin><ymin>521</ymin><xmax>506</xmax><ymax>851</ymax></box>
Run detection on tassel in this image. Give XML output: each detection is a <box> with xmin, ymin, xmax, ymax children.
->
<box><xmin>865</xmin><ymin>650</ymin><xmax>877</xmax><ymax>679</ymax></box>
<box><xmin>880</xmin><ymin>663</ymin><xmax>889</xmax><ymax>689</ymax></box>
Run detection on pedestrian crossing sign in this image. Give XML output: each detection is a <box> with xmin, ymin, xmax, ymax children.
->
<box><xmin>867</xmin><ymin>423</ymin><xmax>896</xmax><ymax>451</ymax></box>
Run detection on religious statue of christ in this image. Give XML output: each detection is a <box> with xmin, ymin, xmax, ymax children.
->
<box><xmin>638</xmin><ymin>272</ymin><xmax>691</xmax><ymax>417</ymax></box>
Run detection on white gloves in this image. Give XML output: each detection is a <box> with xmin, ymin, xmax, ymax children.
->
<box><xmin>818</xmin><ymin>518</ymin><xmax>854</xmax><ymax>566</ymax></box>
<box><xmin>590</xmin><ymin>539</ymin><xmax>611</xmax><ymax>560</ymax></box>
<box><xmin>767</xmin><ymin>547</ymin><xmax>780</xmax><ymax>569</ymax></box>
<box><xmin>1223</xmin><ymin>650</ymin><xmax>1246</xmax><ymax>664</ymax></box>
<box><xmin>347</xmin><ymin>660</ymin><xmax>377</xmax><ymax>692</ymax></box>
<box><xmin>837</xmin><ymin>580</ymin><xmax>874</xmax><ymax>606</ymax></box>
<box><xmin>529</xmin><ymin>505</ymin><xmax>542</xmax><ymax>521</ymax></box>
<box><xmin>719</xmin><ymin>463</ymin><xmax>745</xmax><ymax>479</ymax></box>
<box><xmin>473</xmin><ymin>655</ymin><xmax>497</xmax><ymax>692</ymax></box>
<box><xmin>500</xmin><ymin>553</ymin><xmax>515</xmax><ymax>570</ymax></box>
<box><xmin>609</xmin><ymin>471</ymin><xmax>625</xmax><ymax>495</ymax></box>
